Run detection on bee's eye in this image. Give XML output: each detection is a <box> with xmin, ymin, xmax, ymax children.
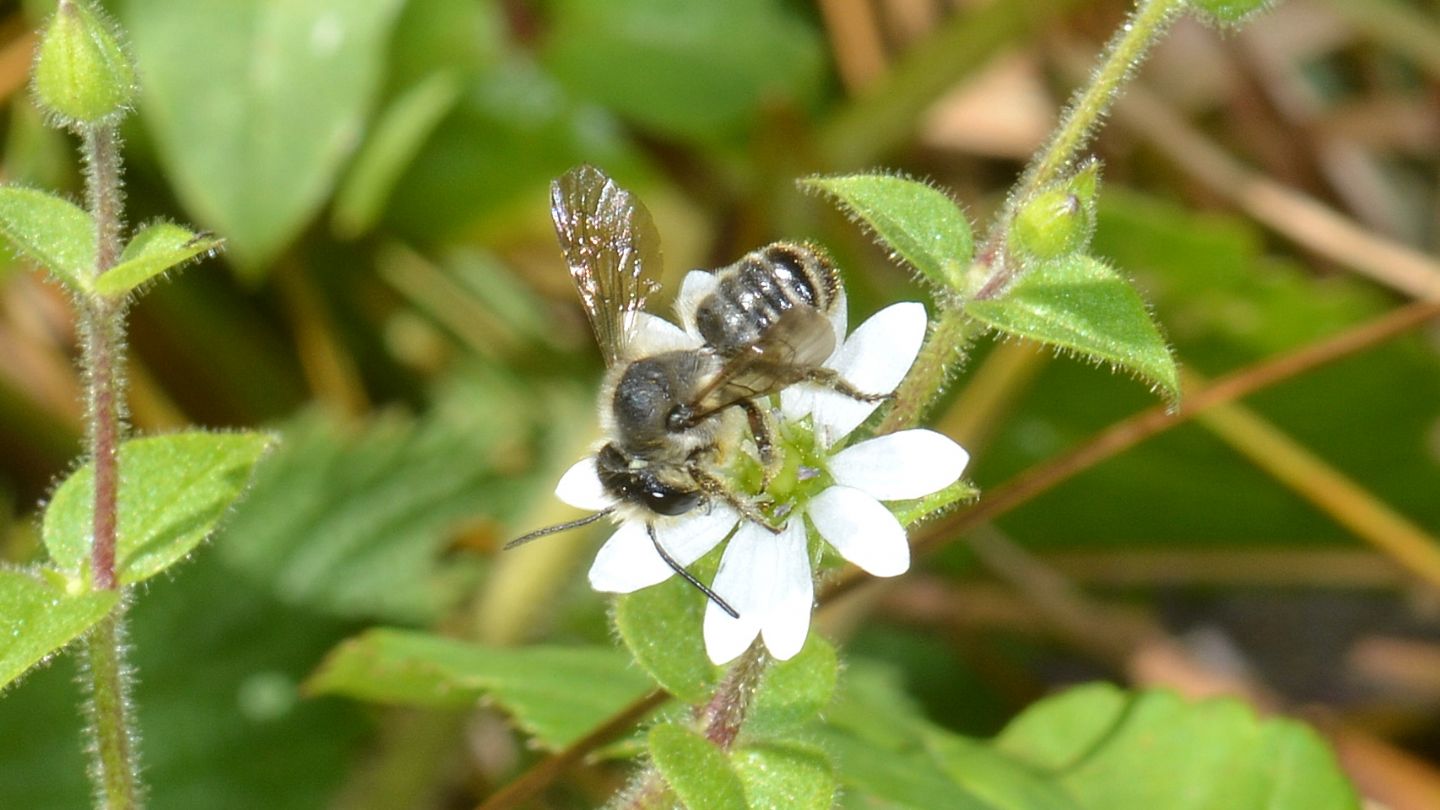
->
<box><xmin>644</xmin><ymin>487</ymin><xmax>701</xmax><ymax>516</ymax></box>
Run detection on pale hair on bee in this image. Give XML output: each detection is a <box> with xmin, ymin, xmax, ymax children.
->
<box><xmin>508</xmin><ymin>165</ymin><xmax>888</xmax><ymax>618</ymax></box>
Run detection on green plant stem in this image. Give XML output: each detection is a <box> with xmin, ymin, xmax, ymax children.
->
<box><xmin>82</xmin><ymin>610</ymin><xmax>140</xmax><ymax>810</ymax></box>
<box><xmin>79</xmin><ymin>121</ymin><xmax>141</xmax><ymax>809</ymax></box>
<box><xmin>974</xmin><ymin>0</ymin><xmax>1185</xmax><ymax>300</ymax></box>
<box><xmin>879</xmin><ymin>0</ymin><xmax>1185</xmax><ymax>432</ymax></box>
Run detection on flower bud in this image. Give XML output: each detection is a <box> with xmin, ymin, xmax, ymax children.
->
<box><xmin>1013</xmin><ymin>194</ymin><xmax>1077</xmax><ymax>261</ymax></box>
<box><xmin>1190</xmin><ymin>0</ymin><xmax>1272</xmax><ymax>27</ymax></box>
<box><xmin>32</xmin><ymin>0</ymin><xmax>137</xmax><ymax>127</ymax></box>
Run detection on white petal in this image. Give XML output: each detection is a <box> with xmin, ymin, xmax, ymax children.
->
<box><xmin>808</xmin><ymin>486</ymin><xmax>910</xmax><ymax>577</ymax></box>
<box><xmin>758</xmin><ymin>519</ymin><xmax>813</xmax><ymax>661</ymax></box>
<box><xmin>806</xmin><ymin>302</ymin><xmax>929</xmax><ymax>441</ymax></box>
<box><xmin>554</xmin><ymin>457</ymin><xmax>614</xmax><ymax>510</ymax></box>
<box><xmin>828</xmin><ymin>429</ymin><xmax>970</xmax><ymax>501</ymax></box>
<box><xmin>826</xmin><ymin>286</ymin><xmax>848</xmax><ymax>352</ymax></box>
<box><xmin>653</xmin><ymin>502</ymin><xmax>739</xmax><ymax>563</ymax></box>
<box><xmin>588</xmin><ymin>522</ymin><xmax>671</xmax><ymax>593</ymax></box>
<box><xmin>588</xmin><ymin>507</ymin><xmax>736</xmax><ymax>594</ymax></box>
<box><xmin>787</xmin><ymin>388</ymin><xmax>863</xmax><ymax>448</ymax></box>
<box><xmin>703</xmin><ymin>521</ymin><xmax>774</xmax><ymax>664</ymax></box>
<box><xmin>674</xmin><ymin>270</ymin><xmax>718</xmax><ymax>336</ymax></box>
<box><xmin>628</xmin><ymin>312</ymin><xmax>701</xmax><ymax>356</ymax></box>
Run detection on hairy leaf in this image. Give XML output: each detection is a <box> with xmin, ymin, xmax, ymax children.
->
<box><xmin>747</xmin><ymin>634</ymin><xmax>838</xmax><ymax>736</ymax></box>
<box><xmin>96</xmin><ymin>222</ymin><xmax>223</xmax><ymax>295</ymax></box>
<box><xmin>965</xmin><ymin>255</ymin><xmax>1179</xmax><ymax>403</ymax></box>
<box><xmin>0</xmin><ymin>186</ymin><xmax>95</xmax><ymax>292</ymax></box>
<box><xmin>733</xmin><ymin>742</ymin><xmax>837</xmax><ymax>810</ymax></box>
<box><xmin>43</xmin><ymin>431</ymin><xmax>274</xmax><ymax>586</ymax></box>
<box><xmin>0</xmin><ymin>568</ymin><xmax>117</xmax><ymax>691</ymax></box>
<box><xmin>614</xmin><ymin>560</ymin><xmax>721</xmax><ymax>704</ymax></box>
<box><xmin>648</xmin><ymin>723</ymin><xmax>747</xmax><ymax>810</ymax></box>
<box><xmin>804</xmin><ymin>173</ymin><xmax>974</xmax><ymax>291</ymax></box>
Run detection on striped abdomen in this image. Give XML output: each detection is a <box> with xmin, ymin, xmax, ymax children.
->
<box><xmin>692</xmin><ymin>242</ymin><xmax>840</xmax><ymax>356</ymax></box>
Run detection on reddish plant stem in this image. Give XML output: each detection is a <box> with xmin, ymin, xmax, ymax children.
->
<box><xmin>696</xmin><ymin>643</ymin><xmax>767</xmax><ymax>750</ymax></box>
<box><xmin>82</xmin><ymin>125</ymin><xmax>124</xmax><ymax>590</ymax></box>
<box><xmin>85</xmin><ymin>300</ymin><xmax>122</xmax><ymax>589</ymax></box>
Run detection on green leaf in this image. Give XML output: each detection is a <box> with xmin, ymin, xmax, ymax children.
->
<box><xmin>804</xmin><ymin>173</ymin><xmax>974</xmax><ymax>291</ymax></box>
<box><xmin>614</xmin><ymin>562</ymin><xmax>720</xmax><ymax>704</ymax></box>
<box><xmin>891</xmin><ymin>479</ymin><xmax>980</xmax><ymax>528</ymax></box>
<box><xmin>123</xmin><ymin>0</ymin><xmax>405</xmax><ymax>276</ymax></box>
<box><xmin>823</xmin><ymin>662</ymin><xmax>995</xmax><ymax>810</ymax></box>
<box><xmin>965</xmin><ymin>255</ymin><xmax>1179</xmax><ymax>403</ymax></box>
<box><xmin>214</xmin><ymin>391</ymin><xmax>534</xmax><ymax>623</ymax></box>
<box><xmin>648</xmin><ymin>723</ymin><xmax>748</xmax><ymax>810</ymax></box>
<box><xmin>0</xmin><ymin>568</ymin><xmax>118</xmax><ymax>691</ymax></box>
<box><xmin>0</xmin><ymin>186</ymin><xmax>95</xmax><ymax>292</ymax></box>
<box><xmin>95</xmin><ymin>221</ymin><xmax>222</xmax><ymax>295</ymax></box>
<box><xmin>927</xmin><ymin>732</ymin><xmax>1080</xmax><ymax>810</ymax></box>
<box><xmin>384</xmin><ymin>59</ymin><xmax>637</xmax><ymax>241</ymax></box>
<box><xmin>331</xmin><ymin>71</ymin><xmax>464</xmax><ymax>239</ymax></box>
<box><xmin>747</xmin><ymin>634</ymin><xmax>838</xmax><ymax>736</ymax></box>
<box><xmin>996</xmin><ymin>684</ymin><xmax>1361</xmax><ymax>810</ymax></box>
<box><xmin>0</xmin><ymin>549</ymin><xmax>367</xmax><ymax>808</ymax></box>
<box><xmin>820</xmin><ymin>726</ymin><xmax>995</xmax><ymax>810</ymax></box>
<box><xmin>542</xmin><ymin>0</ymin><xmax>824</xmax><ymax>143</ymax></box>
<box><xmin>43</xmin><ymin>431</ymin><xmax>274</xmax><ymax>587</ymax></box>
<box><xmin>732</xmin><ymin>742</ymin><xmax>837</xmax><ymax>810</ymax></box>
<box><xmin>307</xmin><ymin>629</ymin><xmax>654</xmax><ymax>751</ymax></box>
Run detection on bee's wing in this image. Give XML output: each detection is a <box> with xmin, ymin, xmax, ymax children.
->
<box><xmin>551</xmin><ymin>165</ymin><xmax>663</xmax><ymax>367</ymax></box>
<box><xmin>692</xmin><ymin>307</ymin><xmax>837</xmax><ymax>413</ymax></box>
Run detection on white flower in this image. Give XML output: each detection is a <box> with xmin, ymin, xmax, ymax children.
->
<box><xmin>702</xmin><ymin>302</ymin><xmax>969</xmax><ymax>664</ymax></box>
<box><xmin>552</xmin><ymin>296</ymin><xmax>969</xmax><ymax>667</ymax></box>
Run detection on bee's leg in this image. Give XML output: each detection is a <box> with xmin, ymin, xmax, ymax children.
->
<box><xmin>737</xmin><ymin>399</ymin><xmax>780</xmax><ymax>487</ymax></box>
<box><xmin>646</xmin><ymin>523</ymin><xmax>739</xmax><ymax>618</ymax></box>
<box><xmin>801</xmin><ymin>367</ymin><xmax>892</xmax><ymax>403</ymax></box>
<box><xmin>690</xmin><ymin>464</ymin><xmax>785</xmax><ymax>534</ymax></box>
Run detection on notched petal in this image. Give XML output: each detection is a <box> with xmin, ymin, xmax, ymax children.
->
<box><xmin>829</xmin><ymin>429</ymin><xmax>969</xmax><ymax>500</ymax></box>
<box><xmin>759</xmin><ymin>520</ymin><xmax>813</xmax><ymax>660</ymax></box>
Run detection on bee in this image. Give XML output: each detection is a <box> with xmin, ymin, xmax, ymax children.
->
<box><xmin>508</xmin><ymin>165</ymin><xmax>885</xmax><ymax>617</ymax></box>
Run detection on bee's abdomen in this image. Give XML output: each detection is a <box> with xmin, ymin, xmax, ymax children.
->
<box><xmin>695</xmin><ymin>243</ymin><xmax>839</xmax><ymax>355</ymax></box>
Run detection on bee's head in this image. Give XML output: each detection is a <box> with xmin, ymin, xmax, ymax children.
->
<box><xmin>595</xmin><ymin>443</ymin><xmax>702</xmax><ymax>516</ymax></box>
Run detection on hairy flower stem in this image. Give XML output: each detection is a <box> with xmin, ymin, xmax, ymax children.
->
<box><xmin>697</xmin><ymin>643</ymin><xmax>767</xmax><ymax>750</ymax></box>
<box><xmin>614</xmin><ymin>646</ymin><xmax>767</xmax><ymax>810</ymax></box>
<box><xmin>886</xmin><ymin>0</ymin><xmax>1186</xmax><ymax>432</ymax></box>
<box><xmin>78</xmin><ymin>121</ymin><xmax>141</xmax><ymax>808</ymax></box>
<box><xmin>81</xmin><ymin>611</ymin><xmax>140</xmax><ymax>809</ymax></box>
<box><xmin>974</xmin><ymin>0</ymin><xmax>1184</xmax><ymax>300</ymax></box>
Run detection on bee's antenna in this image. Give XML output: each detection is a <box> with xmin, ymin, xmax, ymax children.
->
<box><xmin>506</xmin><ymin>508</ymin><xmax>615</xmax><ymax>549</ymax></box>
<box><xmin>646</xmin><ymin>523</ymin><xmax>740</xmax><ymax>619</ymax></box>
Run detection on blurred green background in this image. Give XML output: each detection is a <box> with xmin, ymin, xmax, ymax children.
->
<box><xmin>0</xmin><ymin>0</ymin><xmax>1437</xmax><ymax>807</ymax></box>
